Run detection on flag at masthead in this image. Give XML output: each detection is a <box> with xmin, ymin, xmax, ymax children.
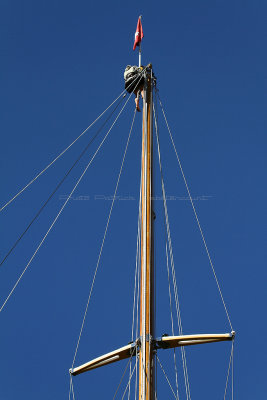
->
<box><xmin>133</xmin><ymin>16</ymin><xmax>144</xmax><ymax>67</ymax></box>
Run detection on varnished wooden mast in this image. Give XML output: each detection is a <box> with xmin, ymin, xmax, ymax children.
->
<box><xmin>139</xmin><ymin>67</ymin><xmax>155</xmax><ymax>400</ymax></box>
<box><xmin>69</xmin><ymin>65</ymin><xmax>236</xmax><ymax>398</ymax></box>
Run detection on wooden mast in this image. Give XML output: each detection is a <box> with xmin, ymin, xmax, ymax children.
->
<box><xmin>69</xmin><ymin>65</ymin><xmax>235</xmax><ymax>399</ymax></box>
<box><xmin>139</xmin><ymin>66</ymin><xmax>155</xmax><ymax>400</ymax></box>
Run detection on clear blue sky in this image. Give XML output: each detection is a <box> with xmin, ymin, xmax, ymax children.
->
<box><xmin>0</xmin><ymin>1</ymin><xmax>266</xmax><ymax>399</ymax></box>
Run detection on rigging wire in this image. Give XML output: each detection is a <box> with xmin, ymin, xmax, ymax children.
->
<box><xmin>71</xmin><ymin>377</ymin><xmax>75</xmax><ymax>400</ymax></box>
<box><xmin>156</xmin><ymin>354</ymin><xmax>178</xmax><ymax>400</ymax></box>
<box><xmin>153</xmin><ymin>101</ymin><xmax>191</xmax><ymax>400</ymax></box>
<box><xmin>232</xmin><ymin>341</ymin><xmax>234</xmax><ymax>400</ymax></box>
<box><xmin>113</xmin><ymin>349</ymin><xmax>136</xmax><ymax>400</ymax></box>
<box><xmin>0</xmin><ymin>85</ymin><xmax>139</xmax><ymax>313</ymax></box>
<box><xmin>134</xmin><ymin>228</ymin><xmax>141</xmax><ymax>400</ymax></box>
<box><xmin>68</xmin><ymin>375</ymin><xmax>72</xmax><ymax>400</ymax></box>
<box><xmin>128</xmin><ymin>156</ymin><xmax>142</xmax><ymax>400</ymax></box>
<box><xmin>71</xmin><ymin>106</ymin><xmax>138</xmax><ymax>369</ymax></box>
<box><xmin>68</xmin><ymin>374</ymin><xmax>76</xmax><ymax>400</ymax></box>
<box><xmin>0</xmin><ymin>93</ymin><xmax>123</xmax><ymax>213</ymax></box>
<box><xmin>223</xmin><ymin>340</ymin><xmax>234</xmax><ymax>400</ymax></box>
<box><xmin>134</xmin><ymin>241</ymin><xmax>141</xmax><ymax>400</ymax></box>
<box><xmin>121</xmin><ymin>362</ymin><xmax>138</xmax><ymax>400</ymax></box>
<box><xmin>0</xmin><ymin>97</ymin><xmax>125</xmax><ymax>268</ymax></box>
<box><xmin>156</xmin><ymin>92</ymin><xmax>233</xmax><ymax>332</ymax></box>
<box><xmin>131</xmin><ymin>172</ymin><xmax>142</xmax><ymax>342</ymax></box>
<box><xmin>165</xmin><ymin>242</ymin><xmax>180</xmax><ymax>400</ymax></box>
<box><xmin>134</xmin><ymin>350</ymin><xmax>139</xmax><ymax>400</ymax></box>
<box><xmin>0</xmin><ymin>70</ymin><xmax>146</xmax><ymax>213</ymax></box>
<box><xmin>155</xmin><ymin>352</ymin><xmax>158</xmax><ymax>400</ymax></box>
<box><xmin>154</xmin><ymin>92</ymin><xmax>180</xmax><ymax>400</ymax></box>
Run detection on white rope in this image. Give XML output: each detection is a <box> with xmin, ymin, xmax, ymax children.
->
<box><xmin>0</xmin><ymin>91</ymin><xmax>127</xmax><ymax>213</ymax></box>
<box><xmin>71</xmin><ymin>108</ymin><xmax>137</xmax><ymax>368</ymax></box>
<box><xmin>156</xmin><ymin>354</ymin><xmax>178</xmax><ymax>400</ymax></box>
<box><xmin>153</xmin><ymin>102</ymin><xmax>191</xmax><ymax>400</ymax></box>
<box><xmin>0</xmin><ymin>104</ymin><xmax>119</xmax><ymax>313</ymax></box>
<box><xmin>157</xmin><ymin>94</ymin><xmax>233</xmax><ymax>332</ymax></box>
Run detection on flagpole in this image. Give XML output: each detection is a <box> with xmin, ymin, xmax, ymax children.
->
<box><xmin>139</xmin><ymin>15</ymin><xmax>142</xmax><ymax>67</ymax></box>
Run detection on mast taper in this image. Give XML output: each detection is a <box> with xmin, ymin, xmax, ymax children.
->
<box><xmin>69</xmin><ymin>64</ymin><xmax>235</xmax><ymax>399</ymax></box>
<box><xmin>139</xmin><ymin>66</ymin><xmax>155</xmax><ymax>400</ymax></box>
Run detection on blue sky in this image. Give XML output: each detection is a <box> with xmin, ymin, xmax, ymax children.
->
<box><xmin>0</xmin><ymin>0</ymin><xmax>266</xmax><ymax>399</ymax></box>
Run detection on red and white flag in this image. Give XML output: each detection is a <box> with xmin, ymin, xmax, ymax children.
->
<box><xmin>133</xmin><ymin>17</ymin><xmax>144</xmax><ymax>50</ymax></box>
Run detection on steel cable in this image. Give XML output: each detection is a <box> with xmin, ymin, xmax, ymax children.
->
<box><xmin>113</xmin><ymin>350</ymin><xmax>136</xmax><ymax>400</ymax></box>
<box><xmin>0</xmin><ymin>70</ymin><xmax>146</xmax><ymax>313</ymax></box>
<box><xmin>0</xmin><ymin>70</ymin><xmax>145</xmax><ymax>213</ymax></box>
<box><xmin>153</xmin><ymin>101</ymin><xmax>191</xmax><ymax>400</ymax></box>
<box><xmin>156</xmin><ymin>92</ymin><xmax>233</xmax><ymax>332</ymax></box>
<box><xmin>0</xmin><ymin>97</ymin><xmax>125</xmax><ymax>268</ymax></box>
<box><xmin>71</xmin><ymin>106</ymin><xmax>138</xmax><ymax>369</ymax></box>
<box><xmin>121</xmin><ymin>362</ymin><xmax>138</xmax><ymax>400</ymax></box>
<box><xmin>223</xmin><ymin>342</ymin><xmax>234</xmax><ymax>400</ymax></box>
<box><xmin>156</xmin><ymin>354</ymin><xmax>178</xmax><ymax>400</ymax></box>
<box><xmin>154</xmin><ymin>94</ymin><xmax>180</xmax><ymax>400</ymax></box>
